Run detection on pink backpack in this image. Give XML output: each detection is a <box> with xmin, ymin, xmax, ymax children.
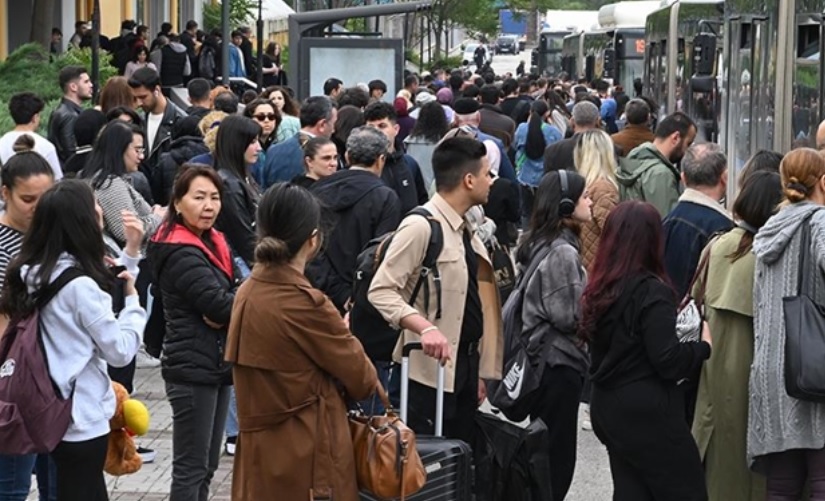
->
<box><xmin>0</xmin><ymin>268</ymin><xmax>84</xmax><ymax>454</ymax></box>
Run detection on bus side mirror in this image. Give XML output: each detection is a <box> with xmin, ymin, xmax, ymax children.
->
<box><xmin>603</xmin><ymin>48</ymin><xmax>616</xmax><ymax>77</ymax></box>
<box><xmin>690</xmin><ymin>74</ymin><xmax>715</xmax><ymax>93</ymax></box>
<box><xmin>693</xmin><ymin>34</ymin><xmax>716</xmax><ymax>76</ymax></box>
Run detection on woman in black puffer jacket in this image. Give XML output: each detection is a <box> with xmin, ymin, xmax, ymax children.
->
<box><xmin>146</xmin><ymin>164</ymin><xmax>236</xmax><ymax>501</ymax></box>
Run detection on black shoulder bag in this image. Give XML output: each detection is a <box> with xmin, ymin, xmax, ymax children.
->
<box><xmin>784</xmin><ymin>217</ymin><xmax>825</xmax><ymax>402</ymax></box>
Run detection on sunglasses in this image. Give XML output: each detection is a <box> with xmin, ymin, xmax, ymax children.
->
<box><xmin>253</xmin><ymin>113</ymin><xmax>278</xmax><ymax>122</ymax></box>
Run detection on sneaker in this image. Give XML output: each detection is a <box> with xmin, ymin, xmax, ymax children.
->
<box><xmin>136</xmin><ymin>347</ymin><xmax>161</xmax><ymax>368</ymax></box>
<box><xmin>225</xmin><ymin>436</ymin><xmax>237</xmax><ymax>456</ymax></box>
<box><xmin>136</xmin><ymin>446</ymin><xmax>156</xmax><ymax>463</ymax></box>
<box><xmin>582</xmin><ymin>404</ymin><xmax>593</xmax><ymax>431</ymax></box>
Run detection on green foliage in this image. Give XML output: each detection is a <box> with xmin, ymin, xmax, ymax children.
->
<box><xmin>203</xmin><ymin>0</ymin><xmax>258</xmax><ymax>31</ymax></box>
<box><xmin>430</xmin><ymin>55</ymin><xmax>465</xmax><ymax>71</ymax></box>
<box><xmin>0</xmin><ymin>44</ymin><xmax>117</xmax><ymax>135</ymax></box>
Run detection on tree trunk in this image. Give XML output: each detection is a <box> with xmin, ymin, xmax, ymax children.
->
<box><xmin>527</xmin><ymin>0</ymin><xmax>539</xmax><ymax>46</ymax></box>
<box><xmin>30</xmin><ymin>0</ymin><xmax>55</xmax><ymax>50</ymax></box>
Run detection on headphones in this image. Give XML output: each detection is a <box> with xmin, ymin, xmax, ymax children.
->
<box><xmin>558</xmin><ymin>169</ymin><xmax>575</xmax><ymax>218</ymax></box>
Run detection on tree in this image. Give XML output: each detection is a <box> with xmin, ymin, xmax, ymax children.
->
<box><xmin>425</xmin><ymin>0</ymin><xmax>498</xmax><ymax>61</ymax></box>
<box><xmin>203</xmin><ymin>0</ymin><xmax>258</xmax><ymax>31</ymax></box>
<box><xmin>30</xmin><ymin>0</ymin><xmax>56</xmax><ymax>49</ymax></box>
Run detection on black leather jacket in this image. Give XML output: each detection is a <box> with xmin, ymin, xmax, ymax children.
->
<box><xmin>215</xmin><ymin>168</ymin><xmax>260</xmax><ymax>266</ymax></box>
<box><xmin>144</xmin><ymin>101</ymin><xmax>187</xmax><ymax>201</ymax></box>
<box><xmin>48</xmin><ymin>98</ymin><xmax>83</xmax><ymax>164</ymax></box>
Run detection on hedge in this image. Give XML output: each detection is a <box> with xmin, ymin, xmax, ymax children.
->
<box><xmin>0</xmin><ymin>44</ymin><xmax>117</xmax><ymax>134</ymax></box>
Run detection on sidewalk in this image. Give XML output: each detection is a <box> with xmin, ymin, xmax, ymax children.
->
<box><xmin>28</xmin><ymin>366</ymin><xmax>234</xmax><ymax>501</ymax></box>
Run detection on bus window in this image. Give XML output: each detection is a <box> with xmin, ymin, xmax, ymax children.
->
<box><xmin>792</xmin><ymin>22</ymin><xmax>821</xmax><ymax>147</ymax></box>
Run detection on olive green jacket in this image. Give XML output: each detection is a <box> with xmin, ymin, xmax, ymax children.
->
<box><xmin>691</xmin><ymin>228</ymin><xmax>765</xmax><ymax>501</ymax></box>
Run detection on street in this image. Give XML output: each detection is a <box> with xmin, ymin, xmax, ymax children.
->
<box><xmin>489</xmin><ymin>50</ymin><xmax>529</xmax><ymax>78</ymax></box>
<box><xmin>28</xmin><ymin>365</ymin><xmax>613</xmax><ymax>500</ymax></box>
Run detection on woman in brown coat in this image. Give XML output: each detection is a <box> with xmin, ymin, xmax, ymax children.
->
<box><xmin>225</xmin><ymin>183</ymin><xmax>379</xmax><ymax>501</ymax></box>
<box><xmin>575</xmin><ymin>129</ymin><xmax>620</xmax><ymax>270</ymax></box>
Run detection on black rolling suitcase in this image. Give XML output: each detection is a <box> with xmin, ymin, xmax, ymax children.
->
<box><xmin>360</xmin><ymin>343</ymin><xmax>474</xmax><ymax>501</ymax></box>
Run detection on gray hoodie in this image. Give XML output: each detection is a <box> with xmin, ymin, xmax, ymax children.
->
<box><xmin>23</xmin><ymin>253</ymin><xmax>146</xmax><ymax>442</ymax></box>
<box><xmin>749</xmin><ymin>201</ymin><xmax>825</xmax><ymax>470</ymax></box>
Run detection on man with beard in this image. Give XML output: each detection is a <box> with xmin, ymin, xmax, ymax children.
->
<box><xmin>617</xmin><ymin>111</ymin><xmax>697</xmax><ymax>217</ymax></box>
<box><xmin>48</xmin><ymin>65</ymin><xmax>93</xmax><ymax>165</ymax></box>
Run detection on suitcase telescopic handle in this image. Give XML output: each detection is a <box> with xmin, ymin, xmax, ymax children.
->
<box><xmin>400</xmin><ymin>342</ymin><xmax>445</xmax><ymax>437</ymax></box>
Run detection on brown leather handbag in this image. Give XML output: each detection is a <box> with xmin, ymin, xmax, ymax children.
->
<box><xmin>349</xmin><ymin>387</ymin><xmax>426</xmax><ymax>500</ymax></box>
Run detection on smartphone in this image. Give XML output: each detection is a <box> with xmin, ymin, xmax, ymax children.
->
<box><xmin>109</xmin><ymin>265</ymin><xmax>128</xmax><ymax>314</ymax></box>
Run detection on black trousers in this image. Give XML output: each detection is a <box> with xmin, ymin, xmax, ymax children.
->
<box><xmin>591</xmin><ymin>379</ymin><xmax>707</xmax><ymax>501</ymax></box>
<box><xmin>530</xmin><ymin>365</ymin><xmax>584</xmax><ymax>501</ymax></box>
<box><xmin>51</xmin><ymin>435</ymin><xmax>109</xmax><ymax>501</ymax></box>
<box><xmin>107</xmin><ymin>357</ymin><xmax>136</xmax><ymax>394</ymax></box>
<box><xmin>406</xmin><ymin>345</ymin><xmax>479</xmax><ymax>446</ymax></box>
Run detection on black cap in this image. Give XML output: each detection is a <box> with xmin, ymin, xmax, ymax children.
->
<box><xmin>453</xmin><ymin>97</ymin><xmax>481</xmax><ymax>115</ymax></box>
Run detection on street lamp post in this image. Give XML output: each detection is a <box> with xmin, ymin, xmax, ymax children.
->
<box><xmin>257</xmin><ymin>0</ymin><xmax>264</xmax><ymax>92</ymax></box>
<box><xmin>91</xmin><ymin>0</ymin><xmax>101</xmax><ymax>103</ymax></box>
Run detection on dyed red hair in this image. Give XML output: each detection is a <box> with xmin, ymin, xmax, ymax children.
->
<box><xmin>579</xmin><ymin>201</ymin><xmax>672</xmax><ymax>342</ymax></box>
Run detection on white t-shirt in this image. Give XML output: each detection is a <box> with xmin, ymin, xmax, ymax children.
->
<box><xmin>0</xmin><ymin>131</ymin><xmax>63</xmax><ymax>179</ymax></box>
<box><xmin>146</xmin><ymin>113</ymin><xmax>164</xmax><ymax>153</ymax></box>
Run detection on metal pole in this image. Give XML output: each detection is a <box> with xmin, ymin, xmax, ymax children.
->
<box><xmin>257</xmin><ymin>0</ymin><xmax>264</xmax><ymax>91</ymax></box>
<box><xmin>419</xmin><ymin>14</ymin><xmax>424</xmax><ymax>71</ymax></box>
<box><xmin>221</xmin><ymin>0</ymin><xmax>230</xmax><ymax>88</ymax></box>
<box><xmin>91</xmin><ymin>0</ymin><xmax>101</xmax><ymax>104</ymax></box>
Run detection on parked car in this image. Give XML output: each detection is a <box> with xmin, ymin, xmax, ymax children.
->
<box><xmin>463</xmin><ymin>43</ymin><xmax>493</xmax><ymax>66</ymax></box>
<box><xmin>495</xmin><ymin>35</ymin><xmax>520</xmax><ymax>55</ymax></box>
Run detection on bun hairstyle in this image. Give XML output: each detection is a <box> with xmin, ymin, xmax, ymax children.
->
<box><xmin>12</xmin><ymin>134</ymin><xmax>35</xmax><ymax>153</ymax></box>
<box><xmin>255</xmin><ymin>183</ymin><xmax>322</xmax><ymax>265</ymax></box>
<box><xmin>780</xmin><ymin>148</ymin><xmax>825</xmax><ymax>203</ymax></box>
<box><xmin>3</xmin><ymin>136</ymin><xmax>54</xmax><ymax>190</ymax></box>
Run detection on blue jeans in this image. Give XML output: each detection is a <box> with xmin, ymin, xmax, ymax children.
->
<box><xmin>358</xmin><ymin>361</ymin><xmax>395</xmax><ymax>415</ymax></box>
<box><xmin>0</xmin><ymin>454</ymin><xmax>57</xmax><ymax>501</ymax></box>
<box><xmin>225</xmin><ymin>386</ymin><xmax>238</xmax><ymax>438</ymax></box>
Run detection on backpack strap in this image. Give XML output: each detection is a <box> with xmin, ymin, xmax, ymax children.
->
<box><xmin>405</xmin><ymin>207</ymin><xmax>444</xmax><ymax>320</ymax></box>
<box><xmin>34</xmin><ymin>268</ymin><xmax>87</xmax><ymax>309</ymax></box>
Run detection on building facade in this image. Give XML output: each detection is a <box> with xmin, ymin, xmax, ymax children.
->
<box><xmin>0</xmin><ymin>0</ymin><xmax>204</xmax><ymax>59</ymax></box>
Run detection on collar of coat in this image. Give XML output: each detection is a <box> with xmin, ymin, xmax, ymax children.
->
<box><xmin>430</xmin><ymin>193</ymin><xmax>467</xmax><ymax>232</ymax></box>
<box><xmin>678</xmin><ymin>187</ymin><xmax>731</xmax><ymax>220</ymax></box>
<box><xmin>152</xmin><ymin>222</ymin><xmax>234</xmax><ymax>279</ymax></box>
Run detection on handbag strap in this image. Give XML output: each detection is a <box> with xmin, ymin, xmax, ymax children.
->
<box><xmin>798</xmin><ymin>218</ymin><xmax>814</xmax><ymax>296</ymax></box>
<box><xmin>680</xmin><ymin>234</ymin><xmax>720</xmax><ymax>311</ymax></box>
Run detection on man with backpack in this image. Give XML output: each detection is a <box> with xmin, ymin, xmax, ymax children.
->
<box><xmin>368</xmin><ymin>136</ymin><xmax>504</xmax><ymax>446</ymax></box>
<box><xmin>307</xmin><ymin>126</ymin><xmax>401</xmax><ymax>314</ymax></box>
<box><xmin>617</xmin><ymin>111</ymin><xmax>697</xmax><ymax>217</ymax></box>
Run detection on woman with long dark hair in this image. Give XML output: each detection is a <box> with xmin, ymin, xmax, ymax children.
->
<box><xmin>80</xmin><ymin>121</ymin><xmax>164</xmax><ymax>247</ymax></box>
<box><xmin>545</xmin><ymin>88</ymin><xmax>572</xmax><ymax>136</ymax></box>
<box><xmin>0</xmin><ymin>180</ymin><xmax>145</xmax><ymax>501</ymax></box>
<box><xmin>514</xmin><ymin>169</ymin><xmax>592</xmax><ymax>501</ymax></box>
<box><xmin>404</xmin><ymin>101</ymin><xmax>450</xmax><ymax>197</ymax></box>
<box><xmin>263</xmin><ymin>86</ymin><xmax>300</xmax><ymax>143</ymax></box>
<box><xmin>0</xmin><ymin>136</ymin><xmax>57</xmax><ymax>501</ymax></box>
<box><xmin>261</xmin><ymin>42</ymin><xmax>284</xmax><ymax>87</ymax></box>
<box><xmin>515</xmin><ymin>100</ymin><xmax>563</xmax><ymax>221</ymax></box>
<box><xmin>213</xmin><ymin>115</ymin><xmax>262</xmax><ymax>267</ymax></box>
<box><xmin>146</xmin><ymin>164</ymin><xmax>235</xmax><ymax>501</ymax></box>
<box><xmin>243</xmin><ymin>98</ymin><xmax>281</xmax><ymax>152</ymax></box>
<box><xmin>330</xmin><ymin>105</ymin><xmax>365</xmax><ymax>169</ymax></box>
<box><xmin>581</xmin><ymin>201</ymin><xmax>711</xmax><ymax>500</ymax></box>
<box><xmin>226</xmin><ymin>183</ymin><xmax>378</xmax><ymax>499</ymax></box>
<box><xmin>692</xmin><ymin>171</ymin><xmax>781</xmax><ymax>500</ymax></box>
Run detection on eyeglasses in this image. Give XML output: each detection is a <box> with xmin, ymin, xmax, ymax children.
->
<box><xmin>253</xmin><ymin>113</ymin><xmax>278</xmax><ymax>122</ymax></box>
<box><xmin>133</xmin><ymin>146</ymin><xmax>145</xmax><ymax>155</ymax></box>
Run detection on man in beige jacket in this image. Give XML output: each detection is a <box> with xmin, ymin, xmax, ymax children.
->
<box><xmin>369</xmin><ymin>136</ymin><xmax>504</xmax><ymax>444</ymax></box>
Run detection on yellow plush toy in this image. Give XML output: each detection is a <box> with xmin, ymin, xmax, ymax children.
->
<box><xmin>105</xmin><ymin>382</ymin><xmax>151</xmax><ymax>476</ymax></box>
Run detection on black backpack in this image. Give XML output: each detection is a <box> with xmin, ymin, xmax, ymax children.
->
<box><xmin>349</xmin><ymin>207</ymin><xmax>443</xmax><ymax>361</ymax></box>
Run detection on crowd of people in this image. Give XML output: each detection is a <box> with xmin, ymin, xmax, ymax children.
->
<box><xmin>4</xmin><ymin>20</ymin><xmax>825</xmax><ymax>501</ymax></box>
